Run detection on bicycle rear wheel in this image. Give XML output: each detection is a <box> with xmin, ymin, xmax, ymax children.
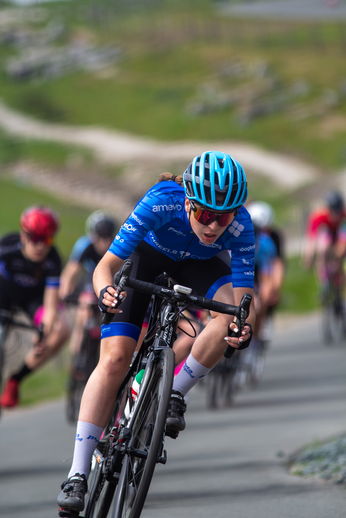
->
<box><xmin>66</xmin><ymin>333</ymin><xmax>100</xmax><ymax>423</ymax></box>
<box><xmin>206</xmin><ymin>359</ymin><xmax>235</xmax><ymax>409</ymax></box>
<box><xmin>321</xmin><ymin>284</ymin><xmax>346</xmax><ymax>344</ymax></box>
<box><xmin>112</xmin><ymin>346</ymin><xmax>174</xmax><ymax>518</ymax></box>
<box><xmin>66</xmin><ymin>377</ymin><xmax>85</xmax><ymax>423</ymax></box>
<box><xmin>0</xmin><ymin>320</ymin><xmax>10</xmax><ymax>396</ymax></box>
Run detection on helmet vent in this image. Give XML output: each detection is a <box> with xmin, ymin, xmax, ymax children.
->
<box><xmin>183</xmin><ymin>151</ymin><xmax>248</xmax><ymax>211</ymax></box>
<box><xmin>195</xmin><ymin>163</ymin><xmax>203</xmax><ymax>201</ymax></box>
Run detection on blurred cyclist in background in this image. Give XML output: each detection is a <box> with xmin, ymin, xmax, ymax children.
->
<box><xmin>247</xmin><ymin>201</ymin><xmax>283</xmax><ymax>343</ymax></box>
<box><xmin>302</xmin><ymin>191</ymin><xmax>346</xmax><ymax>299</ymax></box>
<box><xmin>248</xmin><ymin>201</ymin><xmax>285</xmax><ymax>341</ymax></box>
<box><xmin>0</xmin><ymin>206</ymin><xmax>70</xmax><ymax>408</ymax></box>
<box><xmin>59</xmin><ymin>211</ymin><xmax>118</xmax><ymax>356</ymax></box>
<box><xmin>59</xmin><ymin>211</ymin><xmax>114</xmax><ymax>301</ymax></box>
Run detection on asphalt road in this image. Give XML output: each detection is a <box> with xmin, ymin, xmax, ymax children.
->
<box><xmin>220</xmin><ymin>0</ymin><xmax>346</xmax><ymax>21</ymax></box>
<box><xmin>0</xmin><ymin>312</ymin><xmax>345</xmax><ymax>518</ymax></box>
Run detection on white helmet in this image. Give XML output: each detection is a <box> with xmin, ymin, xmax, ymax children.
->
<box><xmin>247</xmin><ymin>201</ymin><xmax>274</xmax><ymax>229</ymax></box>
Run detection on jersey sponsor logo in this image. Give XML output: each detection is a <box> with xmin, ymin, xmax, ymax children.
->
<box><xmin>183</xmin><ymin>362</ymin><xmax>195</xmax><ymax>379</ymax></box>
<box><xmin>239</xmin><ymin>244</ymin><xmax>255</xmax><ymax>252</ymax></box>
<box><xmin>149</xmin><ymin>235</ymin><xmax>214</xmax><ymax>260</ymax></box>
<box><xmin>168</xmin><ymin>227</ymin><xmax>187</xmax><ymax>236</ymax></box>
<box><xmin>115</xmin><ymin>235</ymin><xmax>125</xmax><ymax>244</ymax></box>
<box><xmin>130</xmin><ymin>212</ymin><xmax>144</xmax><ymax>225</ymax></box>
<box><xmin>152</xmin><ymin>203</ymin><xmax>183</xmax><ymax>212</ymax></box>
<box><xmin>244</xmin><ymin>270</ymin><xmax>255</xmax><ymax>276</ymax></box>
<box><xmin>242</xmin><ymin>258</ymin><xmax>251</xmax><ymax>266</ymax></box>
<box><xmin>13</xmin><ymin>274</ymin><xmax>38</xmax><ymax>287</ymax></box>
<box><xmin>75</xmin><ymin>434</ymin><xmax>83</xmax><ymax>442</ymax></box>
<box><xmin>122</xmin><ymin>222</ymin><xmax>137</xmax><ymax>233</ymax></box>
<box><xmin>150</xmin><ymin>235</ymin><xmax>187</xmax><ymax>256</ymax></box>
<box><xmin>228</xmin><ymin>221</ymin><xmax>245</xmax><ymax>238</ymax></box>
<box><xmin>199</xmin><ymin>241</ymin><xmax>222</xmax><ymax>250</ymax></box>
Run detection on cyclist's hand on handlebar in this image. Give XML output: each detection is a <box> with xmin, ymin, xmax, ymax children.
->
<box><xmin>32</xmin><ymin>331</ymin><xmax>48</xmax><ymax>357</ymax></box>
<box><xmin>98</xmin><ymin>285</ymin><xmax>126</xmax><ymax>314</ymax></box>
<box><xmin>224</xmin><ymin>322</ymin><xmax>253</xmax><ymax>350</ymax></box>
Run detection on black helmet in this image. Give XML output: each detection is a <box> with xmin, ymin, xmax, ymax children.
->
<box><xmin>325</xmin><ymin>191</ymin><xmax>344</xmax><ymax>213</ymax></box>
<box><xmin>85</xmin><ymin>210</ymin><xmax>117</xmax><ymax>238</ymax></box>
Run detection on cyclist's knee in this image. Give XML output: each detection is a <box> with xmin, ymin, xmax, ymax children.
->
<box><xmin>99</xmin><ymin>337</ymin><xmax>135</xmax><ymax>377</ymax></box>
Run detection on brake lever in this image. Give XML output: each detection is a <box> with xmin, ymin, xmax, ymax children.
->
<box><xmin>102</xmin><ymin>260</ymin><xmax>133</xmax><ymax>325</ymax></box>
<box><xmin>223</xmin><ymin>293</ymin><xmax>252</xmax><ymax>358</ymax></box>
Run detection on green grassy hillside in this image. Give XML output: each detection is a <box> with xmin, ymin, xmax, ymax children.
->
<box><xmin>0</xmin><ymin>1</ymin><xmax>345</xmax><ymax>169</ymax></box>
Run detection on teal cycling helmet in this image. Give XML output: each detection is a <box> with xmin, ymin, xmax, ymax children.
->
<box><xmin>183</xmin><ymin>151</ymin><xmax>248</xmax><ymax>211</ymax></box>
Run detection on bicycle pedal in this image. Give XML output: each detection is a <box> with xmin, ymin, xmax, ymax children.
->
<box><xmin>165</xmin><ymin>429</ymin><xmax>178</xmax><ymax>440</ymax></box>
<box><xmin>157</xmin><ymin>449</ymin><xmax>167</xmax><ymax>464</ymax></box>
<box><xmin>58</xmin><ymin>508</ymin><xmax>79</xmax><ymax>518</ymax></box>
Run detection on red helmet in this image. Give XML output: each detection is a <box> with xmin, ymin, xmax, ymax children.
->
<box><xmin>20</xmin><ymin>205</ymin><xmax>59</xmax><ymax>237</ymax></box>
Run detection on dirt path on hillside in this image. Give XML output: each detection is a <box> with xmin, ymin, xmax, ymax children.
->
<box><xmin>0</xmin><ymin>98</ymin><xmax>335</xmax><ymax>255</ymax></box>
<box><xmin>0</xmin><ymin>100</ymin><xmax>319</xmax><ymax>192</ymax></box>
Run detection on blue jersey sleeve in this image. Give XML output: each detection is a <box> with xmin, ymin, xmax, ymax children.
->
<box><xmin>222</xmin><ymin>207</ymin><xmax>255</xmax><ymax>289</ymax></box>
<box><xmin>69</xmin><ymin>235</ymin><xmax>92</xmax><ymax>262</ymax></box>
<box><xmin>256</xmin><ymin>232</ymin><xmax>278</xmax><ymax>274</ymax></box>
<box><xmin>109</xmin><ymin>182</ymin><xmax>186</xmax><ymax>259</ymax></box>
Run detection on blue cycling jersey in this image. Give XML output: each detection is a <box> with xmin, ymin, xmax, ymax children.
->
<box><xmin>255</xmin><ymin>231</ymin><xmax>278</xmax><ymax>275</ymax></box>
<box><xmin>109</xmin><ymin>181</ymin><xmax>255</xmax><ymax>288</ymax></box>
<box><xmin>68</xmin><ymin>235</ymin><xmax>92</xmax><ymax>262</ymax></box>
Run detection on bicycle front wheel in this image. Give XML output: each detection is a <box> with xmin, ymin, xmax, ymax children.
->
<box><xmin>112</xmin><ymin>346</ymin><xmax>174</xmax><ymax>518</ymax></box>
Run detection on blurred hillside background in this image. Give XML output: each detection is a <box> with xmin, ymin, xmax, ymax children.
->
<box><xmin>1</xmin><ymin>0</ymin><xmax>346</xmax><ymax>404</ymax></box>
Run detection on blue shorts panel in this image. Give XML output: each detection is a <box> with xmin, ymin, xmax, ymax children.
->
<box><xmin>101</xmin><ymin>322</ymin><xmax>141</xmax><ymax>341</ymax></box>
<box><xmin>205</xmin><ymin>275</ymin><xmax>233</xmax><ymax>299</ymax></box>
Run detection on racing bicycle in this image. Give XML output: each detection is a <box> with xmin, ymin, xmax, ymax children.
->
<box><xmin>65</xmin><ymin>297</ymin><xmax>101</xmax><ymax>423</ymax></box>
<box><xmin>321</xmin><ymin>250</ymin><xmax>346</xmax><ymax>344</ymax></box>
<box><xmin>0</xmin><ymin>309</ymin><xmax>44</xmax><ymax>405</ymax></box>
<box><xmin>205</xmin><ymin>352</ymin><xmax>240</xmax><ymax>409</ymax></box>
<box><xmin>73</xmin><ymin>259</ymin><xmax>251</xmax><ymax>518</ymax></box>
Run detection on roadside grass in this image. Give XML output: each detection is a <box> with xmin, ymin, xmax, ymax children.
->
<box><xmin>280</xmin><ymin>256</ymin><xmax>319</xmax><ymax>314</ymax></box>
<box><xmin>20</xmin><ymin>354</ymin><xmax>69</xmax><ymax>407</ymax></box>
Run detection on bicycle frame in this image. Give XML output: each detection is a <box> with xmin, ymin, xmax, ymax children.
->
<box><xmin>84</xmin><ymin>259</ymin><xmax>252</xmax><ymax>518</ymax></box>
<box><xmin>0</xmin><ymin>309</ymin><xmax>44</xmax><ymax>394</ymax></box>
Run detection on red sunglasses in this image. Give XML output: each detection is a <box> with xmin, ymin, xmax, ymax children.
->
<box><xmin>191</xmin><ymin>203</ymin><xmax>238</xmax><ymax>227</ymax></box>
<box><xmin>26</xmin><ymin>233</ymin><xmax>54</xmax><ymax>246</ymax></box>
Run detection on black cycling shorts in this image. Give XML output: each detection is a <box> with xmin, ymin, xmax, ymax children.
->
<box><xmin>101</xmin><ymin>241</ymin><xmax>232</xmax><ymax>341</ymax></box>
<box><xmin>0</xmin><ymin>277</ymin><xmax>44</xmax><ymax>321</ymax></box>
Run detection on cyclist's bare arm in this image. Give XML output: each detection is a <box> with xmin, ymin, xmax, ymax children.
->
<box><xmin>231</xmin><ymin>287</ymin><xmax>255</xmax><ymax>345</ymax></box>
<box><xmin>302</xmin><ymin>236</ymin><xmax>316</xmax><ymax>269</ymax></box>
<box><xmin>93</xmin><ymin>251</ymin><xmax>124</xmax><ymax>314</ymax></box>
<box><xmin>41</xmin><ymin>286</ymin><xmax>59</xmax><ymax>336</ymax></box>
<box><xmin>271</xmin><ymin>256</ymin><xmax>285</xmax><ymax>298</ymax></box>
<box><xmin>59</xmin><ymin>261</ymin><xmax>82</xmax><ymax>300</ymax></box>
<box><xmin>218</xmin><ymin>286</ymin><xmax>255</xmax><ymax>350</ymax></box>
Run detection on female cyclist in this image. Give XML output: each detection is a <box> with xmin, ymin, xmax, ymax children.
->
<box><xmin>57</xmin><ymin>151</ymin><xmax>256</xmax><ymax>516</ymax></box>
<box><xmin>0</xmin><ymin>205</ymin><xmax>70</xmax><ymax>408</ymax></box>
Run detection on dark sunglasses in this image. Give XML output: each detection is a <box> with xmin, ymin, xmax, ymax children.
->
<box><xmin>26</xmin><ymin>233</ymin><xmax>54</xmax><ymax>246</ymax></box>
<box><xmin>191</xmin><ymin>202</ymin><xmax>238</xmax><ymax>227</ymax></box>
